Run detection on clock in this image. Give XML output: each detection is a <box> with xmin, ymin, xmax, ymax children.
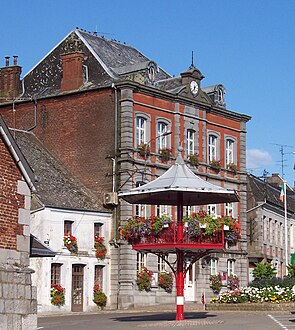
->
<box><xmin>190</xmin><ymin>80</ymin><xmax>199</xmax><ymax>95</ymax></box>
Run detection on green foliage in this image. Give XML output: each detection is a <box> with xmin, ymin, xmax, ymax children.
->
<box><xmin>253</xmin><ymin>262</ymin><xmax>277</xmax><ymax>280</ymax></box>
<box><xmin>287</xmin><ymin>264</ymin><xmax>295</xmax><ymax>278</ymax></box>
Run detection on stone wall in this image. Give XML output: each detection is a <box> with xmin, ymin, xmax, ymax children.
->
<box><xmin>0</xmin><ymin>265</ymin><xmax>37</xmax><ymax>330</ymax></box>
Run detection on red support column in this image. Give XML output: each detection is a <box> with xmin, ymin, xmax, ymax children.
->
<box><xmin>176</xmin><ymin>250</ymin><xmax>184</xmax><ymax>320</ymax></box>
<box><xmin>176</xmin><ymin>193</ymin><xmax>184</xmax><ymax>321</ymax></box>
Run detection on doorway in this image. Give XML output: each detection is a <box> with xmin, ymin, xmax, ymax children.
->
<box><xmin>71</xmin><ymin>264</ymin><xmax>84</xmax><ymax>312</ymax></box>
<box><xmin>184</xmin><ymin>263</ymin><xmax>195</xmax><ymax>301</ymax></box>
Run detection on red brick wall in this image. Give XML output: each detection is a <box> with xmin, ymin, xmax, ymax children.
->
<box><xmin>0</xmin><ymin>88</ymin><xmax>115</xmax><ymax>198</ymax></box>
<box><xmin>0</xmin><ymin>139</ymin><xmax>24</xmax><ymax>249</ymax></box>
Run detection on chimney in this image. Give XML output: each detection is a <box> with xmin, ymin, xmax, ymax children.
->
<box><xmin>0</xmin><ymin>56</ymin><xmax>22</xmax><ymax>102</ymax></box>
<box><xmin>60</xmin><ymin>52</ymin><xmax>85</xmax><ymax>92</ymax></box>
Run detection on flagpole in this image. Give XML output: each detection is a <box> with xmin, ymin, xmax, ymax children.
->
<box><xmin>283</xmin><ymin>180</ymin><xmax>288</xmax><ymax>275</ymax></box>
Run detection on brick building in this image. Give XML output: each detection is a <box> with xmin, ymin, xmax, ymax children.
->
<box><xmin>0</xmin><ymin>116</ymin><xmax>37</xmax><ymax>329</ymax></box>
<box><xmin>0</xmin><ymin>29</ymin><xmax>251</xmax><ymax>309</ymax></box>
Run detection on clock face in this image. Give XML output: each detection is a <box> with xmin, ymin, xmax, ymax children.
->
<box><xmin>190</xmin><ymin>80</ymin><xmax>199</xmax><ymax>95</ymax></box>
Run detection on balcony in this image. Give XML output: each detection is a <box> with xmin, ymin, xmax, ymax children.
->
<box><xmin>129</xmin><ymin>226</ymin><xmax>225</xmax><ymax>254</ymax></box>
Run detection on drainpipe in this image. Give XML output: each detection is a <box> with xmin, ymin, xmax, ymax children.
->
<box><xmin>27</xmin><ymin>96</ymin><xmax>37</xmax><ymax>131</ymax></box>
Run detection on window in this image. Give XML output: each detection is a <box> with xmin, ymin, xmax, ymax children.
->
<box><xmin>156</xmin><ymin>205</ymin><xmax>168</xmax><ymax>217</ymax></box>
<box><xmin>137</xmin><ymin>252</ymin><xmax>147</xmax><ymax>271</ymax></box>
<box><xmin>225</xmin><ymin>139</ymin><xmax>234</xmax><ymax>165</ymax></box>
<box><xmin>210</xmin><ymin>258</ymin><xmax>218</xmax><ymax>275</ymax></box>
<box><xmin>94</xmin><ymin>265</ymin><xmax>104</xmax><ymax>287</ymax></box>
<box><xmin>158</xmin><ymin>256</ymin><xmax>166</xmax><ymax>272</ymax></box>
<box><xmin>186</xmin><ymin>129</ymin><xmax>195</xmax><ymax>155</ymax></box>
<box><xmin>208</xmin><ymin>135</ymin><xmax>217</xmax><ymax>162</ymax></box>
<box><xmin>225</xmin><ymin>203</ymin><xmax>234</xmax><ymax>217</ymax></box>
<box><xmin>64</xmin><ymin>221</ymin><xmax>73</xmax><ymax>235</ymax></box>
<box><xmin>136</xmin><ymin>116</ymin><xmax>147</xmax><ymax>146</ymax></box>
<box><xmin>157</xmin><ymin>121</ymin><xmax>168</xmax><ymax>151</ymax></box>
<box><xmin>227</xmin><ymin>259</ymin><xmax>235</xmax><ymax>276</ymax></box>
<box><xmin>207</xmin><ymin>204</ymin><xmax>217</xmax><ymax>217</ymax></box>
<box><xmin>290</xmin><ymin>224</ymin><xmax>294</xmax><ymax>249</ymax></box>
<box><xmin>51</xmin><ymin>263</ymin><xmax>62</xmax><ymax>285</ymax></box>
<box><xmin>94</xmin><ymin>223</ymin><xmax>102</xmax><ymax>236</ymax></box>
<box><xmin>135</xmin><ymin>182</ymin><xmax>147</xmax><ymax>217</ymax></box>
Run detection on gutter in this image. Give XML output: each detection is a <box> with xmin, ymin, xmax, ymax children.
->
<box><xmin>0</xmin><ymin>126</ymin><xmax>36</xmax><ymax>192</ymax></box>
<box><xmin>246</xmin><ymin>200</ymin><xmax>267</xmax><ymax>213</ymax></box>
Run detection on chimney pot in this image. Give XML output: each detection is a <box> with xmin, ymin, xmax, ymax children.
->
<box><xmin>5</xmin><ymin>56</ymin><xmax>10</xmax><ymax>66</ymax></box>
<box><xmin>13</xmin><ymin>55</ymin><xmax>18</xmax><ymax>66</ymax></box>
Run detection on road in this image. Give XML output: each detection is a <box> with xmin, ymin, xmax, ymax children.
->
<box><xmin>37</xmin><ymin>310</ymin><xmax>295</xmax><ymax>330</ymax></box>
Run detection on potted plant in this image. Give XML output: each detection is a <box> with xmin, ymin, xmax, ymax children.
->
<box><xmin>210</xmin><ymin>159</ymin><xmax>221</xmax><ymax>172</ymax></box>
<box><xmin>136</xmin><ymin>266</ymin><xmax>153</xmax><ymax>291</ymax></box>
<box><xmin>158</xmin><ymin>271</ymin><xmax>173</xmax><ymax>293</ymax></box>
<box><xmin>64</xmin><ymin>234</ymin><xmax>78</xmax><ymax>253</ymax></box>
<box><xmin>187</xmin><ymin>153</ymin><xmax>199</xmax><ymax>167</ymax></box>
<box><xmin>227</xmin><ymin>162</ymin><xmax>238</xmax><ymax>174</ymax></box>
<box><xmin>93</xmin><ymin>284</ymin><xmax>107</xmax><ymax>309</ymax></box>
<box><xmin>94</xmin><ymin>235</ymin><xmax>107</xmax><ymax>260</ymax></box>
<box><xmin>50</xmin><ymin>284</ymin><xmax>65</xmax><ymax>306</ymax></box>
<box><xmin>137</xmin><ymin>143</ymin><xmax>150</xmax><ymax>159</ymax></box>
<box><xmin>158</xmin><ymin>147</ymin><xmax>172</xmax><ymax>162</ymax></box>
<box><xmin>209</xmin><ymin>273</ymin><xmax>222</xmax><ymax>293</ymax></box>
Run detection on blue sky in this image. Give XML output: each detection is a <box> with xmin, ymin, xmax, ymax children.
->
<box><xmin>1</xmin><ymin>0</ymin><xmax>294</xmax><ymax>186</ymax></box>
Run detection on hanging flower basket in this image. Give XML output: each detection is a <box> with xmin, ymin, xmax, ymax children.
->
<box><xmin>158</xmin><ymin>271</ymin><xmax>174</xmax><ymax>293</ymax></box>
<box><xmin>209</xmin><ymin>274</ymin><xmax>222</xmax><ymax>293</ymax></box>
<box><xmin>136</xmin><ymin>266</ymin><xmax>153</xmax><ymax>291</ymax></box>
<box><xmin>221</xmin><ymin>215</ymin><xmax>241</xmax><ymax>246</ymax></box>
<box><xmin>119</xmin><ymin>215</ymin><xmax>172</xmax><ymax>243</ymax></box>
<box><xmin>137</xmin><ymin>143</ymin><xmax>150</xmax><ymax>159</ymax></box>
<box><xmin>227</xmin><ymin>274</ymin><xmax>240</xmax><ymax>290</ymax></box>
<box><xmin>94</xmin><ymin>235</ymin><xmax>107</xmax><ymax>260</ymax></box>
<box><xmin>187</xmin><ymin>153</ymin><xmax>199</xmax><ymax>167</ymax></box>
<box><xmin>50</xmin><ymin>284</ymin><xmax>65</xmax><ymax>306</ymax></box>
<box><xmin>93</xmin><ymin>284</ymin><xmax>107</xmax><ymax>309</ymax></box>
<box><xmin>158</xmin><ymin>148</ymin><xmax>172</xmax><ymax>162</ymax></box>
<box><xmin>210</xmin><ymin>159</ymin><xmax>221</xmax><ymax>171</ymax></box>
<box><xmin>64</xmin><ymin>234</ymin><xmax>78</xmax><ymax>253</ymax></box>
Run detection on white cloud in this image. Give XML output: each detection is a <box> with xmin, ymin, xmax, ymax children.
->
<box><xmin>246</xmin><ymin>149</ymin><xmax>273</xmax><ymax>170</ymax></box>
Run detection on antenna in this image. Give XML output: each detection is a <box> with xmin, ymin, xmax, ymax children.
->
<box><xmin>271</xmin><ymin>143</ymin><xmax>293</xmax><ymax>178</ymax></box>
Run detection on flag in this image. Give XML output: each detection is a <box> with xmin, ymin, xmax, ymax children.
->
<box><xmin>280</xmin><ymin>183</ymin><xmax>285</xmax><ymax>202</ymax></box>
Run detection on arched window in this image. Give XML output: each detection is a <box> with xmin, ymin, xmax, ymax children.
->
<box><xmin>186</xmin><ymin>129</ymin><xmax>195</xmax><ymax>155</ymax></box>
<box><xmin>208</xmin><ymin>135</ymin><xmax>217</xmax><ymax>162</ymax></box>
<box><xmin>225</xmin><ymin>138</ymin><xmax>234</xmax><ymax>165</ymax></box>
<box><xmin>136</xmin><ymin>116</ymin><xmax>147</xmax><ymax>146</ymax></box>
<box><xmin>157</xmin><ymin>121</ymin><xmax>168</xmax><ymax>151</ymax></box>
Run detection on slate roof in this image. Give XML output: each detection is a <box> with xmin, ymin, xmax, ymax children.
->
<box><xmin>22</xmin><ymin>29</ymin><xmax>170</xmax><ymax>98</ymax></box>
<box><xmin>247</xmin><ymin>174</ymin><xmax>295</xmax><ymax>215</ymax></box>
<box><xmin>12</xmin><ymin>129</ymin><xmax>105</xmax><ymax>212</ymax></box>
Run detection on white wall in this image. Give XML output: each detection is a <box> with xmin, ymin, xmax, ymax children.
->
<box><xmin>30</xmin><ymin>207</ymin><xmax>112</xmax><ymax>313</ymax></box>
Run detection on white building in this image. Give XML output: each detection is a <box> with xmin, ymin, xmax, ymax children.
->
<box><xmin>13</xmin><ymin>129</ymin><xmax>112</xmax><ymax>313</ymax></box>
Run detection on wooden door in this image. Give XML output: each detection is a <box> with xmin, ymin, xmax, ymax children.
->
<box><xmin>72</xmin><ymin>264</ymin><xmax>84</xmax><ymax>312</ymax></box>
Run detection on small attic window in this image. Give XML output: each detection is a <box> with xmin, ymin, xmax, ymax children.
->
<box><xmin>216</xmin><ymin>86</ymin><xmax>226</xmax><ymax>107</ymax></box>
<box><xmin>147</xmin><ymin>62</ymin><xmax>158</xmax><ymax>84</ymax></box>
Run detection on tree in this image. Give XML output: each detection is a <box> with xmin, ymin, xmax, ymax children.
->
<box><xmin>253</xmin><ymin>262</ymin><xmax>276</xmax><ymax>280</ymax></box>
